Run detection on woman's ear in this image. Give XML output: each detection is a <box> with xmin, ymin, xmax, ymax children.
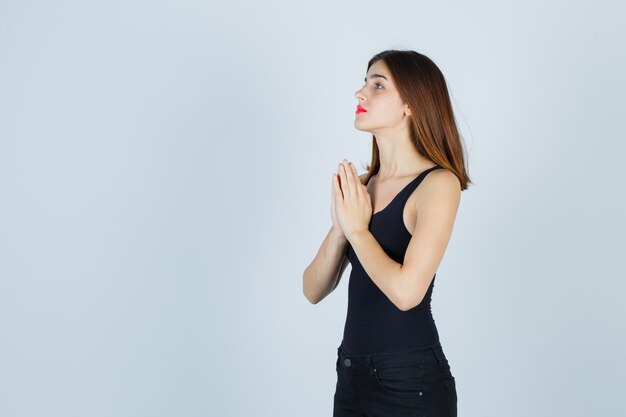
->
<box><xmin>404</xmin><ymin>104</ymin><xmax>412</xmax><ymax>117</ymax></box>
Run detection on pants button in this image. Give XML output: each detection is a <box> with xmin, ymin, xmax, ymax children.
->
<box><xmin>344</xmin><ymin>358</ymin><xmax>351</xmax><ymax>367</ymax></box>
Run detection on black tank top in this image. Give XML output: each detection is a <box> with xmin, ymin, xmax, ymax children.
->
<box><xmin>342</xmin><ymin>165</ymin><xmax>444</xmax><ymax>354</ymax></box>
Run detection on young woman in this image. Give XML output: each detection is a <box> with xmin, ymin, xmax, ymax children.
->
<box><xmin>303</xmin><ymin>49</ymin><xmax>471</xmax><ymax>417</ymax></box>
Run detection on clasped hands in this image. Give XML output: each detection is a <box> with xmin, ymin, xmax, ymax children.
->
<box><xmin>331</xmin><ymin>159</ymin><xmax>373</xmax><ymax>242</ymax></box>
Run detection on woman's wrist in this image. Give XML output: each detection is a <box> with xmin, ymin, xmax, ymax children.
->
<box><xmin>330</xmin><ymin>226</ymin><xmax>348</xmax><ymax>243</ymax></box>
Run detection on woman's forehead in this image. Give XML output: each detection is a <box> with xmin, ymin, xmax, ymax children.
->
<box><xmin>366</xmin><ymin>61</ymin><xmax>392</xmax><ymax>82</ymax></box>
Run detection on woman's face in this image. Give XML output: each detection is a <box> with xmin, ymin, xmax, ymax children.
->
<box><xmin>354</xmin><ymin>59</ymin><xmax>411</xmax><ymax>134</ymax></box>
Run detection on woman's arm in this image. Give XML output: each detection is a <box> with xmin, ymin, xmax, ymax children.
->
<box><xmin>303</xmin><ymin>171</ymin><xmax>367</xmax><ymax>304</ymax></box>
<box><xmin>347</xmin><ymin>169</ymin><xmax>460</xmax><ymax>311</ymax></box>
<box><xmin>303</xmin><ymin>226</ymin><xmax>350</xmax><ymax>304</ymax></box>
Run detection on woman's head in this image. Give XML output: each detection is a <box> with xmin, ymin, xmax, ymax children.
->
<box><xmin>354</xmin><ymin>59</ymin><xmax>411</xmax><ymax>135</ymax></box>
<box><xmin>356</xmin><ymin>49</ymin><xmax>472</xmax><ymax>191</ymax></box>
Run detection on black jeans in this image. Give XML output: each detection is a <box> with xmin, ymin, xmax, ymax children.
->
<box><xmin>333</xmin><ymin>341</ymin><xmax>457</xmax><ymax>417</ymax></box>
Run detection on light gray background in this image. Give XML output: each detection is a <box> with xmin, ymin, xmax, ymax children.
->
<box><xmin>1</xmin><ymin>1</ymin><xmax>624</xmax><ymax>416</ymax></box>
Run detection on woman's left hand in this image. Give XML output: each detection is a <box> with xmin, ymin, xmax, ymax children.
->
<box><xmin>332</xmin><ymin>160</ymin><xmax>372</xmax><ymax>241</ymax></box>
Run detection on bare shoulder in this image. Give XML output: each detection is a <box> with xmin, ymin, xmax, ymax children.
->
<box><xmin>428</xmin><ymin>167</ymin><xmax>461</xmax><ymax>190</ymax></box>
<box><xmin>415</xmin><ymin>168</ymin><xmax>461</xmax><ymax>211</ymax></box>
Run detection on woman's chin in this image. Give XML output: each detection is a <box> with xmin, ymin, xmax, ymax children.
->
<box><xmin>353</xmin><ymin>120</ymin><xmax>372</xmax><ymax>133</ymax></box>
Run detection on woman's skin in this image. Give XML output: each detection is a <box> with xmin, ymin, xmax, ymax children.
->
<box><xmin>304</xmin><ymin>59</ymin><xmax>461</xmax><ymax>310</ymax></box>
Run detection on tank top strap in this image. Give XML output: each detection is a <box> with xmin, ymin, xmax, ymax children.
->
<box><xmin>399</xmin><ymin>164</ymin><xmax>444</xmax><ymax>199</ymax></box>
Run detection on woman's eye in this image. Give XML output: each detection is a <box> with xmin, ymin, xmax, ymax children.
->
<box><xmin>360</xmin><ymin>82</ymin><xmax>383</xmax><ymax>89</ymax></box>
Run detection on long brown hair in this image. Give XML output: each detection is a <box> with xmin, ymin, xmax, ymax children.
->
<box><xmin>360</xmin><ymin>50</ymin><xmax>472</xmax><ymax>191</ymax></box>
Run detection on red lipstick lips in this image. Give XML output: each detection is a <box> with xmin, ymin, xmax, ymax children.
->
<box><xmin>356</xmin><ymin>105</ymin><xmax>367</xmax><ymax>114</ymax></box>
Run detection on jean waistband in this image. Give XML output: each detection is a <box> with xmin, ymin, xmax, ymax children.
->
<box><xmin>336</xmin><ymin>340</ymin><xmax>447</xmax><ymax>372</ymax></box>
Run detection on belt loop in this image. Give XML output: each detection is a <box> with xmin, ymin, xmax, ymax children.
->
<box><xmin>369</xmin><ymin>356</ymin><xmax>376</xmax><ymax>375</ymax></box>
<box><xmin>432</xmin><ymin>346</ymin><xmax>445</xmax><ymax>364</ymax></box>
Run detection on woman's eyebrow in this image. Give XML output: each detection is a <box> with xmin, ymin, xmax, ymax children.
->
<box><xmin>364</xmin><ymin>73</ymin><xmax>388</xmax><ymax>82</ymax></box>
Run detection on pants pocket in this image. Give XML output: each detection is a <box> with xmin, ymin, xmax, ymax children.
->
<box><xmin>373</xmin><ymin>363</ymin><xmax>424</xmax><ymax>397</ymax></box>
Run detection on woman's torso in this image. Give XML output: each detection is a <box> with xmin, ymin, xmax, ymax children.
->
<box><xmin>341</xmin><ymin>164</ymin><xmax>444</xmax><ymax>354</ymax></box>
